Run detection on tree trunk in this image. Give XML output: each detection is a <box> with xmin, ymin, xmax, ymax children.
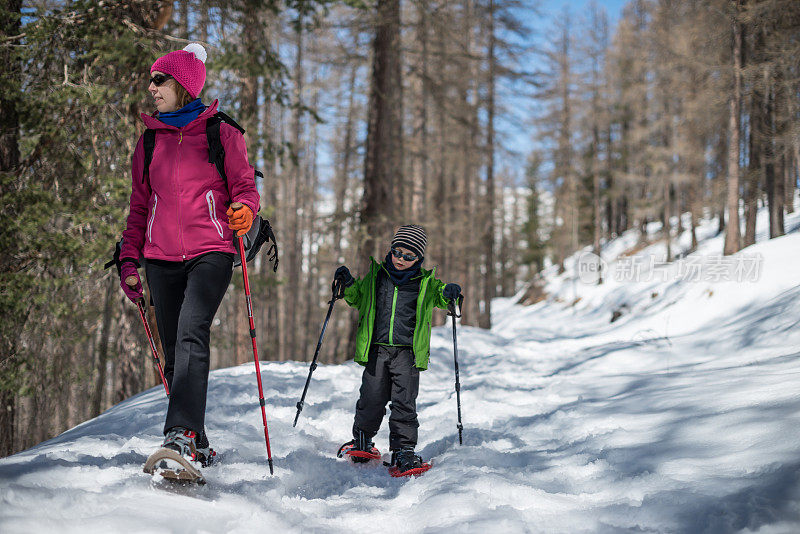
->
<box><xmin>284</xmin><ymin>26</ymin><xmax>304</xmax><ymax>362</ymax></box>
<box><xmin>0</xmin><ymin>0</ymin><xmax>22</xmax><ymax>457</ymax></box>
<box><xmin>715</xmin><ymin>132</ymin><xmax>727</xmax><ymax>235</ymax></box>
<box><xmin>361</xmin><ymin>0</ymin><xmax>403</xmax><ymax>264</ymax></box>
<box><xmin>236</xmin><ymin>0</ymin><xmax>261</xmax><ymax>364</ymax></box>
<box><xmin>592</xmin><ymin>127</ymin><xmax>602</xmax><ymax>281</ymax></box>
<box><xmin>276</xmin><ymin>91</ymin><xmax>289</xmax><ymax>362</ymax></box>
<box><xmin>260</xmin><ymin>49</ymin><xmax>279</xmax><ymax>361</ymax></box>
<box><xmin>480</xmin><ymin>0</ymin><xmax>497</xmax><ymax>328</ymax></box>
<box><xmin>766</xmin><ymin>82</ymin><xmax>784</xmax><ymax>238</ymax></box>
<box><xmin>334</xmin><ymin>64</ymin><xmax>358</xmax><ymax>262</ymax></box>
<box><xmin>744</xmin><ymin>88</ymin><xmax>759</xmax><ymax>247</ymax></box>
<box><xmin>663</xmin><ymin>180</ymin><xmax>672</xmax><ymax>262</ymax></box>
<box><xmin>331</xmin><ymin>63</ymin><xmax>359</xmax><ymax>363</ymax></box>
<box><xmin>457</xmin><ymin>0</ymin><xmax>478</xmax><ymax>327</ymax></box>
<box><xmin>91</xmin><ymin>277</ymin><xmax>115</xmax><ymax>417</ymax></box>
<box><xmin>792</xmin><ymin>142</ymin><xmax>800</xmax><ymax>212</ymax></box>
<box><xmin>724</xmin><ymin>1</ymin><xmax>742</xmax><ymax>256</ymax></box>
<box><xmin>410</xmin><ymin>1</ymin><xmax>429</xmax><ymax>220</ymax></box>
<box><xmin>785</xmin><ymin>149</ymin><xmax>795</xmax><ymax>213</ymax></box>
<box><xmin>303</xmin><ymin>90</ymin><xmax>320</xmax><ymax>360</ymax></box>
<box><xmin>432</xmin><ymin>17</ymin><xmax>449</xmax><ymax>307</ymax></box>
<box><xmin>178</xmin><ymin>0</ymin><xmax>189</xmax><ymax>39</ymax></box>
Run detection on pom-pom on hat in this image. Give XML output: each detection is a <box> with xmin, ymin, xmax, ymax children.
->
<box><xmin>391</xmin><ymin>224</ymin><xmax>427</xmax><ymax>259</ymax></box>
<box><xmin>151</xmin><ymin>43</ymin><xmax>207</xmax><ymax>98</ymax></box>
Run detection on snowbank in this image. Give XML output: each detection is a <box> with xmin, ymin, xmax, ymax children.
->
<box><xmin>3</xmin><ymin>203</ymin><xmax>800</xmax><ymax>533</ymax></box>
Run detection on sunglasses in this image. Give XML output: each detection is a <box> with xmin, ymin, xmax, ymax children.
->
<box><xmin>391</xmin><ymin>248</ymin><xmax>418</xmax><ymax>262</ymax></box>
<box><xmin>149</xmin><ymin>73</ymin><xmax>174</xmax><ymax>87</ymax></box>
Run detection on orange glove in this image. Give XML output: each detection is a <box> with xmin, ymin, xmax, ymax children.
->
<box><xmin>226</xmin><ymin>202</ymin><xmax>254</xmax><ymax>236</ymax></box>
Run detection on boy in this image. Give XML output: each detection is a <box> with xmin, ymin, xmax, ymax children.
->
<box><xmin>334</xmin><ymin>225</ymin><xmax>461</xmax><ymax>475</ymax></box>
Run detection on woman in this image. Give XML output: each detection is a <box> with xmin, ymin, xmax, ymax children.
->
<box><xmin>118</xmin><ymin>44</ymin><xmax>259</xmax><ymax>477</ymax></box>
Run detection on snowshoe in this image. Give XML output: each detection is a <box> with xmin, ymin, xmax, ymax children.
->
<box><xmin>196</xmin><ymin>446</ymin><xmax>217</xmax><ymax>468</ymax></box>
<box><xmin>337</xmin><ymin>431</ymin><xmax>381</xmax><ymax>463</ymax></box>
<box><xmin>144</xmin><ymin>448</ymin><xmax>205</xmax><ymax>484</ymax></box>
<box><xmin>388</xmin><ymin>461</ymin><xmax>432</xmax><ymax>477</ymax></box>
<box><xmin>386</xmin><ymin>449</ymin><xmax>432</xmax><ymax>477</ymax></box>
<box><xmin>143</xmin><ymin>427</ymin><xmax>205</xmax><ymax>484</ymax></box>
<box><xmin>195</xmin><ymin>431</ymin><xmax>218</xmax><ymax>468</ymax></box>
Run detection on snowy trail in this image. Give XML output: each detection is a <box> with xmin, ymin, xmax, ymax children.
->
<box><xmin>4</xmin><ymin>221</ymin><xmax>800</xmax><ymax>532</ymax></box>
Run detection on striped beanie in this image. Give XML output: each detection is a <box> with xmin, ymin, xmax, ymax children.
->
<box><xmin>391</xmin><ymin>224</ymin><xmax>427</xmax><ymax>259</ymax></box>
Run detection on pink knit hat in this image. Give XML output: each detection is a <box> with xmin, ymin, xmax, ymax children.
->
<box><xmin>151</xmin><ymin>43</ymin><xmax>207</xmax><ymax>98</ymax></box>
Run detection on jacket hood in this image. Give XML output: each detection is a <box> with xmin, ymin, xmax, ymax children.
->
<box><xmin>141</xmin><ymin>99</ymin><xmax>219</xmax><ymax>130</ymax></box>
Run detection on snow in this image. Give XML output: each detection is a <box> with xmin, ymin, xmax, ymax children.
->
<box><xmin>4</xmin><ymin>202</ymin><xmax>800</xmax><ymax>533</ymax></box>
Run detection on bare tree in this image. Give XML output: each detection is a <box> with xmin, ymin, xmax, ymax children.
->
<box><xmin>361</xmin><ymin>0</ymin><xmax>404</xmax><ymax>264</ymax></box>
<box><xmin>724</xmin><ymin>0</ymin><xmax>744</xmax><ymax>255</ymax></box>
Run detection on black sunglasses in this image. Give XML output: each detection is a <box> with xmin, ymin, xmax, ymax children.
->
<box><xmin>149</xmin><ymin>73</ymin><xmax>174</xmax><ymax>87</ymax></box>
<box><xmin>391</xmin><ymin>248</ymin><xmax>418</xmax><ymax>262</ymax></box>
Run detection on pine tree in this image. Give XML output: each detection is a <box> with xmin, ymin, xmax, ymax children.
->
<box><xmin>522</xmin><ymin>153</ymin><xmax>547</xmax><ymax>274</ymax></box>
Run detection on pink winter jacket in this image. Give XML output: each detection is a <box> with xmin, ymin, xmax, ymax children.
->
<box><xmin>120</xmin><ymin>100</ymin><xmax>260</xmax><ymax>263</ymax></box>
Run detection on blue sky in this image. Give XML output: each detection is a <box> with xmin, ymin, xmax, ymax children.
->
<box><xmin>496</xmin><ymin>0</ymin><xmax>630</xmax><ymax>184</ymax></box>
<box><xmin>537</xmin><ymin>0</ymin><xmax>629</xmax><ymax>26</ymax></box>
<box><xmin>311</xmin><ymin>0</ymin><xmax>633</xmax><ymax>192</ymax></box>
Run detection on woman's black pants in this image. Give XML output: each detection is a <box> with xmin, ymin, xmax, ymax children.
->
<box><xmin>145</xmin><ymin>252</ymin><xmax>233</xmax><ymax>440</ymax></box>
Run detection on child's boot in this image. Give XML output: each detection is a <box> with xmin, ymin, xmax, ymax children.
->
<box><xmin>395</xmin><ymin>447</ymin><xmax>424</xmax><ymax>473</ymax></box>
<box><xmin>337</xmin><ymin>428</ymin><xmax>381</xmax><ymax>462</ymax></box>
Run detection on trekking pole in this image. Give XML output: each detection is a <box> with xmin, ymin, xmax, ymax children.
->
<box><xmin>132</xmin><ymin>295</ymin><xmax>170</xmax><ymax>397</ymax></box>
<box><xmin>447</xmin><ymin>295</ymin><xmax>464</xmax><ymax>445</ymax></box>
<box><xmin>236</xmin><ymin>233</ymin><xmax>274</xmax><ymax>475</ymax></box>
<box><xmin>107</xmin><ymin>241</ymin><xmax>169</xmax><ymax>397</ymax></box>
<box><xmin>294</xmin><ymin>278</ymin><xmax>343</xmax><ymax>427</ymax></box>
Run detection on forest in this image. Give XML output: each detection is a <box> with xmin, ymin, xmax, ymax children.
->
<box><xmin>0</xmin><ymin>0</ymin><xmax>798</xmax><ymax>458</ymax></box>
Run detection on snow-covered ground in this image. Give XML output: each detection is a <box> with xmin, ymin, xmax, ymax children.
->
<box><xmin>3</xmin><ymin>203</ymin><xmax>800</xmax><ymax>533</ymax></box>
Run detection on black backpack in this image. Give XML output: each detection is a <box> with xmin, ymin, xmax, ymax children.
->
<box><xmin>140</xmin><ymin>111</ymin><xmax>278</xmax><ymax>271</ymax></box>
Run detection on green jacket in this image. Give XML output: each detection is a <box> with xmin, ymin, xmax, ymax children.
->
<box><xmin>343</xmin><ymin>257</ymin><xmax>450</xmax><ymax>370</ymax></box>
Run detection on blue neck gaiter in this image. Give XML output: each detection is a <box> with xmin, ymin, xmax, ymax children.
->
<box><xmin>383</xmin><ymin>252</ymin><xmax>421</xmax><ymax>286</ymax></box>
<box><xmin>157</xmin><ymin>98</ymin><xmax>206</xmax><ymax>128</ymax></box>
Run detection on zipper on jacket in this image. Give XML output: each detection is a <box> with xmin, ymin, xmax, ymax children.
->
<box><xmin>147</xmin><ymin>194</ymin><xmax>158</xmax><ymax>243</ymax></box>
<box><xmin>388</xmin><ymin>286</ymin><xmax>399</xmax><ymax>345</ymax></box>
<box><xmin>175</xmin><ymin>129</ymin><xmax>187</xmax><ymax>259</ymax></box>
<box><xmin>206</xmin><ymin>190</ymin><xmax>224</xmax><ymax>239</ymax></box>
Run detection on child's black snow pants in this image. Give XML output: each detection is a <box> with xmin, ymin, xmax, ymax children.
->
<box><xmin>353</xmin><ymin>344</ymin><xmax>420</xmax><ymax>450</ymax></box>
<box><xmin>145</xmin><ymin>251</ymin><xmax>233</xmax><ymax>439</ymax></box>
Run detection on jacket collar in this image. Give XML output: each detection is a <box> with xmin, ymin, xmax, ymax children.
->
<box><xmin>369</xmin><ymin>256</ymin><xmax>432</xmax><ymax>280</ymax></box>
<box><xmin>141</xmin><ymin>99</ymin><xmax>219</xmax><ymax>131</ymax></box>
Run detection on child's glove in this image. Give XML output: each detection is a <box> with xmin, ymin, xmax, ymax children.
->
<box><xmin>334</xmin><ymin>265</ymin><xmax>355</xmax><ymax>288</ymax></box>
<box><xmin>227</xmin><ymin>202</ymin><xmax>254</xmax><ymax>236</ymax></box>
<box><xmin>120</xmin><ymin>261</ymin><xmax>143</xmax><ymax>302</ymax></box>
<box><xmin>443</xmin><ymin>283</ymin><xmax>462</xmax><ymax>302</ymax></box>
